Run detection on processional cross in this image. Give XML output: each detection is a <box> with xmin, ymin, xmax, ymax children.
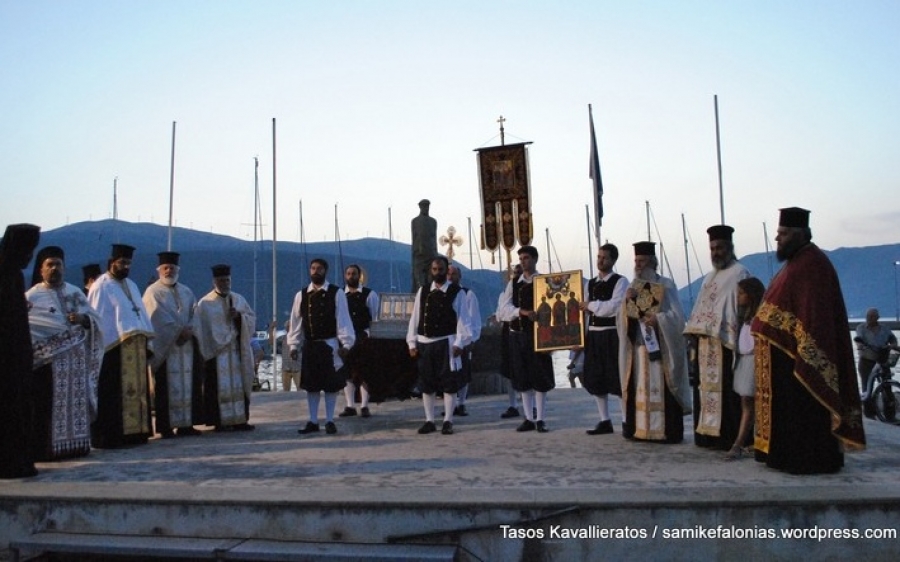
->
<box><xmin>497</xmin><ymin>115</ymin><xmax>506</xmax><ymax>146</ymax></box>
<box><xmin>440</xmin><ymin>226</ymin><xmax>464</xmax><ymax>261</ymax></box>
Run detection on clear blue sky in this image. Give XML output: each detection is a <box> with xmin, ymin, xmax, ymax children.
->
<box><xmin>2</xmin><ymin>0</ymin><xmax>898</xmax><ymax>287</ymax></box>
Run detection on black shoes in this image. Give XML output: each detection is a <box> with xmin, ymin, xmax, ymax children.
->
<box><xmin>453</xmin><ymin>405</ymin><xmax>468</xmax><ymax>417</ymax></box>
<box><xmin>418</xmin><ymin>421</ymin><xmax>437</xmax><ymax>434</ymax></box>
<box><xmin>360</xmin><ymin>407</ymin><xmax>371</xmax><ymax>418</ymax></box>
<box><xmin>536</xmin><ymin>421</ymin><xmax>548</xmax><ymax>433</ymax></box>
<box><xmin>298</xmin><ymin>422</ymin><xmax>320</xmax><ymax>434</ymax></box>
<box><xmin>516</xmin><ymin>420</ymin><xmax>536</xmax><ymax>432</ymax></box>
<box><xmin>233</xmin><ymin>423</ymin><xmax>255</xmax><ymax>432</ymax></box>
<box><xmin>176</xmin><ymin>427</ymin><xmax>202</xmax><ymax>436</ymax></box>
<box><xmin>501</xmin><ymin>407</ymin><xmax>519</xmax><ymax>419</ymax></box>
<box><xmin>441</xmin><ymin>421</ymin><xmax>454</xmax><ymax>435</ymax></box>
<box><xmin>338</xmin><ymin>407</ymin><xmax>357</xmax><ymax>417</ymax></box>
<box><xmin>325</xmin><ymin>421</ymin><xmax>337</xmax><ymax>434</ymax></box>
<box><xmin>586</xmin><ymin>420</ymin><xmax>614</xmax><ymax>435</ymax></box>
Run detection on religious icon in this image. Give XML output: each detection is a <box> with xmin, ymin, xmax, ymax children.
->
<box><xmin>532</xmin><ymin>270</ymin><xmax>584</xmax><ymax>352</ymax></box>
<box><xmin>625</xmin><ymin>280</ymin><xmax>665</xmax><ymax>320</ymax></box>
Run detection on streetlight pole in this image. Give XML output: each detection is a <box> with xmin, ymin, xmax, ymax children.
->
<box><xmin>893</xmin><ymin>261</ymin><xmax>899</xmax><ymax>322</ymax></box>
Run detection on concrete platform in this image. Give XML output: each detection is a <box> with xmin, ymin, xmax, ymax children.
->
<box><xmin>3</xmin><ymin>388</ymin><xmax>899</xmax><ymax>561</ymax></box>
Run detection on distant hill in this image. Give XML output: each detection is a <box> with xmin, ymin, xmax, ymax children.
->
<box><xmin>25</xmin><ymin>220</ymin><xmax>899</xmax><ymax>326</ymax></box>
<box><xmin>678</xmin><ymin>244</ymin><xmax>900</xmax><ymax>320</ymax></box>
<box><xmin>32</xmin><ymin>220</ymin><xmax>507</xmax><ymax>329</ymax></box>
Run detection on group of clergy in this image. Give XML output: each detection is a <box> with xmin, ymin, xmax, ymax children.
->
<box><xmin>1</xmin><ymin>236</ymin><xmax>258</xmax><ymax>478</ymax></box>
<box><xmin>572</xmin><ymin>207</ymin><xmax>865</xmax><ymax>475</ymax></box>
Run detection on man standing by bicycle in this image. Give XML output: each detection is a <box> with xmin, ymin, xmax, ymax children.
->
<box><xmin>855</xmin><ymin>308</ymin><xmax>900</xmax><ymax>418</ymax></box>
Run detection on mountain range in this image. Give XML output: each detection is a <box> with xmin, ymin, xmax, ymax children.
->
<box><xmin>24</xmin><ymin>220</ymin><xmax>900</xmax><ymax>327</ymax></box>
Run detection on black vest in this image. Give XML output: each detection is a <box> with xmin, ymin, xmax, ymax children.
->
<box><xmin>587</xmin><ymin>273</ymin><xmax>623</xmax><ymax>328</ymax></box>
<box><xmin>417</xmin><ymin>283</ymin><xmax>461</xmax><ymax>338</ymax></box>
<box><xmin>300</xmin><ymin>285</ymin><xmax>339</xmax><ymax>340</ymax></box>
<box><xmin>510</xmin><ymin>277</ymin><xmax>535</xmax><ymax>331</ymax></box>
<box><xmin>345</xmin><ymin>287</ymin><xmax>373</xmax><ymax>333</ymax></box>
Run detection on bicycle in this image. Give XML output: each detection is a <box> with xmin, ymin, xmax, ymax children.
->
<box><xmin>857</xmin><ymin>339</ymin><xmax>900</xmax><ymax>423</ymax></box>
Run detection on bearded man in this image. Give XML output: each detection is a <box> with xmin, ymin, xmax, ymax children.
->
<box><xmin>618</xmin><ymin>242</ymin><xmax>691</xmax><ymax>443</ymax></box>
<box><xmin>143</xmin><ymin>252</ymin><xmax>203</xmax><ymax>438</ymax></box>
<box><xmin>684</xmin><ymin>225</ymin><xmax>751</xmax><ymax>450</ymax></box>
<box><xmin>288</xmin><ymin>258</ymin><xmax>356</xmax><ymax>435</ymax></box>
<box><xmin>752</xmin><ymin>207</ymin><xmax>864</xmax><ymax>474</ymax></box>
<box><xmin>87</xmin><ymin>244</ymin><xmax>155</xmax><ymax>448</ymax></box>
<box><xmin>26</xmin><ymin>246</ymin><xmax>103</xmax><ymax>460</ymax></box>
<box><xmin>194</xmin><ymin>264</ymin><xmax>257</xmax><ymax>432</ymax></box>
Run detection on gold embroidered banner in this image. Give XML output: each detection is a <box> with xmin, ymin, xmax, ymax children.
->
<box><xmin>475</xmin><ymin>142</ymin><xmax>533</xmax><ymax>253</ymax></box>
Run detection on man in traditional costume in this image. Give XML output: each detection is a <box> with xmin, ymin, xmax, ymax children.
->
<box><xmin>618</xmin><ymin>242</ymin><xmax>691</xmax><ymax>443</ymax></box>
<box><xmin>339</xmin><ymin>263</ymin><xmax>379</xmax><ymax>418</ymax></box>
<box><xmin>406</xmin><ymin>256</ymin><xmax>472</xmax><ymax>435</ymax></box>
<box><xmin>194</xmin><ymin>264</ymin><xmax>256</xmax><ymax>432</ymax></box>
<box><xmin>496</xmin><ymin>246</ymin><xmax>555</xmax><ymax>433</ymax></box>
<box><xmin>752</xmin><ymin>207</ymin><xmax>865</xmax><ymax>474</ymax></box>
<box><xmin>143</xmin><ymin>252</ymin><xmax>203</xmax><ymax>438</ymax></box>
<box><xmin>496</xmin><ymin>263</ymin><xmax>523</xmax><ymax>419</ymax></box>
<box><xmin>87</xmin><ymin>244</ymin><xmax>155</xmax><ymax>448</ymax></box>
<box><xmin>0</xmin><ymin>223</ymin><xmax>41</xmax><ymax>478</ymax></box>
<box><xmin>579</xmin><ymin>243</ymin><xmax>628</xmax><ymax>435</ymax></box>
<box><xmin>289</xmin><ymin>258</ymin><xmax>355</xmax><ymax>435</ymax></box>
<box><xmin>448</xmin><ymin>264</ymin><xmax>481</xmax><ymax>417</ymax></box>
<box><xmin>26</xmin><ymin>246</ymin><xmax>103</xmax><ymax>460</ymax></box>
<box><xmin>683</xmin><ymin>225</ymin><xmax>751</xmax><ymax>450</ymax></box>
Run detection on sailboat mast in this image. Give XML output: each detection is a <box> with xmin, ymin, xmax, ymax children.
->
<box><xmin>714</xmin><ymin>95</ymin><xmax>725</xmax><ymax>224</ymax></box>
<box><xmin>271</xmin><ymin>118</ymin><xmax>278</xmax><ymax>341</ymax></box>
<box><xmin>545</xmin><ymin>228</ymin><xmax>552</xmax><ymax>273</ymax></box>
<box><xmin>645</xmin><ymin>201</ymin><xmax>651</xmax><ymax>241</ymax></box>
<box><xmin>334</xmin><ymin>204</ymin><xmax>344</xmax><ymax>285</ymax></box>
<box><xmin>682</xmin><ymin>214</ymin><xmax>693</xmax><ymax>309</ymax></box>
<box><xmin>388</xmin><ymin>207</ymin><xmax>395</xmax><ymax>292</ymax></box>
<box><xmin>763</xmin><ymin>221</ymin><xmax>774</xmax><ymax>281</ymax></box>
<box><xmin>252</xmin><ymin>157</ymin><xmax>259</xmax><ymax>316</ymax></box>
<box><xmin>167</xmin><ymin>121</ymin><xmax>176</xmax><ymax>251</ymax></box>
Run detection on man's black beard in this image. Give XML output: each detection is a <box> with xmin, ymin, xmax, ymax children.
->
<box><xmin>310</xmin><ymin>274</ymin><xmax>325</xmax><ymax>285</ymax></box>
<box><xmin>111</xmin><ymin>269</ymin><xmax>129</xmax><ymax>280</ymax></box>
<box><xmin>432</xmin><ymin>274</ymin><xmax>447</xmax><ymax>285</ymax></box>
<box><xmin>346</xmin><ymin>279</ymin><xmax>360</xmax><ymax>289</ymax></box>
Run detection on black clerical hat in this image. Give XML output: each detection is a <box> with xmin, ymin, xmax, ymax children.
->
<box><xmin>778</xmin><ymin>207</ymin><xmax>810</xmax><ymax>228</ymax></box>
<box><xmin>82</xmin><ymin>263</ymin><xmax>102</xmax><ymax>283</ymax></box>
<box><xmin>110</xmin><ymin>244</ymin><xmax>135</xmax><ymax>260</ymax></box>
<box><xmin>211</xmin><ymin>264</ymin><xmax>231</xmax><ymax>277</ymax></box>
<box><xmin>706</xmin><ymin>224</ymin><xmax>735</xmax><ymax>242</ymax></box>
<box><xmin>157</xmin><ymin>252</ymin><xmax>180</xmax><ymax>266</ymax></box>
<box><xmin>633</xmin><ymin>241</ymin><xmax>656</xmax><ymax>256</ymax></box>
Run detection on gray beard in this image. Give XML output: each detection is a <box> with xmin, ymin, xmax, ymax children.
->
<box><xmin>161</xmin><ymin>275</ymin><xmax>178</xmax><ymax>286</ymax></box>
<box><xmin>634</xmin><ymin>267</ymin><xmax>657</xmax><ymax>281</ymax></box>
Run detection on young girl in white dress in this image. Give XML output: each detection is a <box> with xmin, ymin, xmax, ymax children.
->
<box><xmin>726</xmin><ymin>277</ymin><xmax>766</xmax><ymax>460</ymax></box>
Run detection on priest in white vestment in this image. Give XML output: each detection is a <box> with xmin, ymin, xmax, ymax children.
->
<box><xmin>194</xmin><ymin>264</ymin><xmax>257</xmax><ymax>431</ymax></box>
<box><xmin>618</xmin><ymin>241</ymin><xmax>691</xmax><ymax>443</ymax></box>
<box><xmin>683</xmin><ymin>225</ymin><xmax>751</xmax><ymax>451</ymax></box>
<box><xmin>143</xmin><ymin>251</ymin><xmax>203</xmax><ymax>438</ymax></box>
<box><xmin>26</xmin><ymin>246</ymin><xmax>103</xmax><ymax>460</ymax></box>
<box><xmin>87</xmin><ymin>244</ymin><xmax>155</xmax><ymax>448</ymax></box>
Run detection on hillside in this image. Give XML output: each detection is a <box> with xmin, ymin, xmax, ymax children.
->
<box><xmin>32</xmin><ymin>220</ymin><xmax>506</xmax><ymax>329</ymax></box>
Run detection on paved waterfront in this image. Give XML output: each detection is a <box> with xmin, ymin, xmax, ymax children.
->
<box><xmin>5</xmin><ymin>387</ymin><xmax>899</xmax><ymax>496</ymax></box>
<box><xmin>3</xmin><ymin>388</ymin><xmax>900</xmax><ymax>561</ymax></box>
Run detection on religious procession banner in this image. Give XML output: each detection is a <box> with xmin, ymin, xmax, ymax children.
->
<box><xmin>626</xmin><ymin>280</ymin><xmax>665</xmax><ymax>319</ymax></box>
<box><xmin>475</xmin><ymin>142</ymin><xmax>533</xmax><ymax>255</ymax></box>
<box><xmin>533</xmin><ymin>270</ymin><xmax>584</xmax><ymax>352</ymax></box>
